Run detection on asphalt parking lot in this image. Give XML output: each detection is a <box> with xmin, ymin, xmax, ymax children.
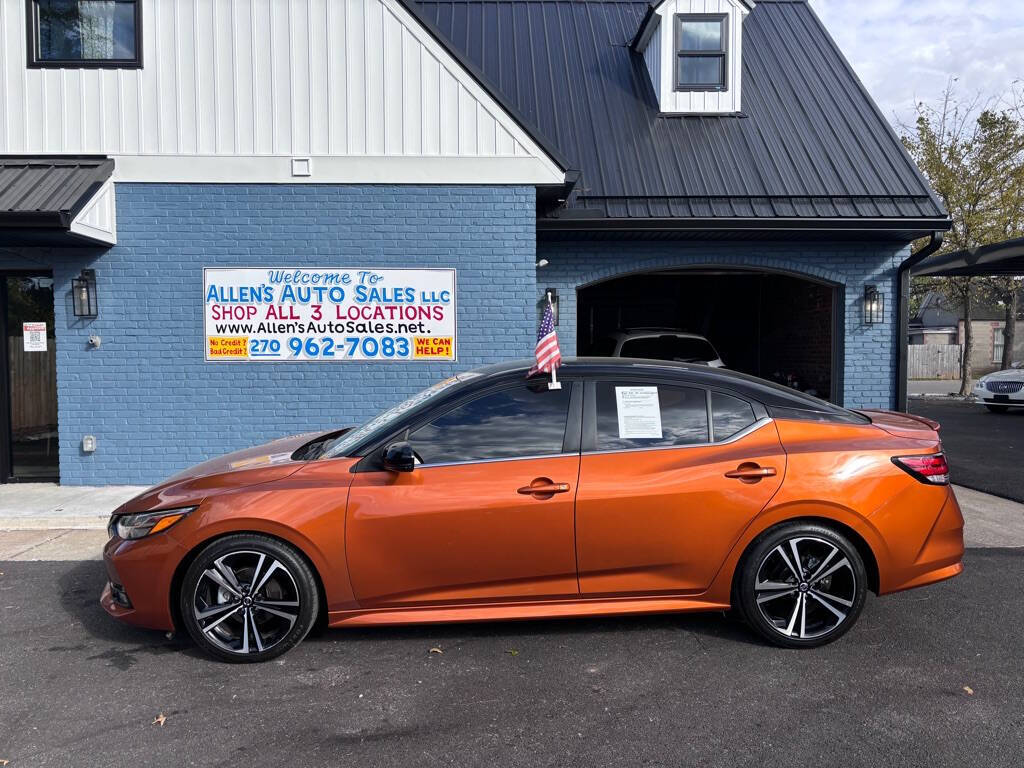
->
<box><xmin>910</xmin><ymin>398</ymin><xmax>1024</xmax><ymax>502</ymax></box>
<box><xmin>1</xmin><ymin>550</ymin><xmax>1022</xmax><ymax>768</ymax></box>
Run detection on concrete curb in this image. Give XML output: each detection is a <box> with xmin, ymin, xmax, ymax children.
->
<box><xmin>0</xmin><ymin>484</ymin><xmax>144</xmax><ymax>531</ymax></box>
<box><xmin>0</xmin><ymin>515</ymin><xmax>109</xmax><ymax>531</ymax></box>
<box><xmin>1</xmin><ymin>485</ymin><xmax>1022</xmax><ymax>550</ymax></box>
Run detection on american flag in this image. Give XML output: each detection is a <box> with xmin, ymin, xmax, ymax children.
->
<box><xmin>531</xmin><ymin>300</ymin><xmax>561</xmax><ymax>374</ymax></box>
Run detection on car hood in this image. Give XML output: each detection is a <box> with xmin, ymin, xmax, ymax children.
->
<box><xmin>114</xmin><ymin>431</ymin><xmax>340</xmax><ymax>515</ymax></box>
<box><xmin>982</xmin><ymin>368</ymin><xmax>1024</xmax><ymax>381</ymax></box>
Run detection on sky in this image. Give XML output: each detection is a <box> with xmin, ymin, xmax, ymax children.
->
<box><xmin>809</xmin><ymin>0</ymin><xmax>1024</xmax><ymax>130</ymax></box>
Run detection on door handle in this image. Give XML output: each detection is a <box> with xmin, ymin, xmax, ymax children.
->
<box><xmin>517</xmin><ymin>477</ymin><xmax>571</xmax><ymax>498</ymax></box>
<box><xmin>725</xmin><ymin>463</ymin><xmax>777</xmax><ymax>483</ymax></box>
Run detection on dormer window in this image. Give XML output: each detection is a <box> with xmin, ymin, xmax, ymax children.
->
<box><xmin>634</xmin><ymin>0</ymin><xmax>752</xmax><ymax>115</ymax></box>
<box><xmin>675</xmin><ymin>15</ymin><xmax>728</xmax><ymax>92</ymax></box>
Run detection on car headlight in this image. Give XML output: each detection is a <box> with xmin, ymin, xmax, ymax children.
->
<box><xmin>974</xmin><ymin>379</ymin><xmax>986</xmax><ymax>389</ymax></box>
<box><xmin>109</xmin><ymin>506</ymin><xmax>197</xmax><ymax>540</ymax></box>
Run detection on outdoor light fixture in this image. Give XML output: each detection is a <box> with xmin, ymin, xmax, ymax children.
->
<box><xmin>545</xmin><ymin>288</ymin><xmax>559</xmax><ymax>326</ymax></box>
<box><xmin>863</xmin><ymin>284</ymin><xmax>883</xmax><ymax>324</ymax></box>
<box><xmin>72</xmin><ymin>269</ymin><xmax>98</xmax><ymax>317</ymax></box>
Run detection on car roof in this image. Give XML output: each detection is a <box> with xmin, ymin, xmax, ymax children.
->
<box><xmin>610</xmin><ymin>329</ymin><xmax>710</xmax><ymax>341</ymax></box>
<box><xmin>466</xmin><ymin>357</ymin><xmax>852</xmax><ymax>415</ymax></box>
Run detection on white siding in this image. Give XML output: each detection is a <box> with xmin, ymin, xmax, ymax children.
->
<box><xmin>0</xmin><ymin>0</ymin><xmax>563</xmax><ymax>184</ymax></box>
<box><xmin>641</xmin><ymin>17</ymin><xmax>661</xmax><ymax>102</ymax></box>
<box><xmin>654</xmin><ymin>0</ymin><xmax>746</xmax><ymax>115</ymax></box>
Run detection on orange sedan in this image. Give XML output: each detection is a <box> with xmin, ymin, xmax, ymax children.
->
<box><xmin>101</xmin><ymin>359</ymin><xmax>964</xmax><ymax>662</ymax></box>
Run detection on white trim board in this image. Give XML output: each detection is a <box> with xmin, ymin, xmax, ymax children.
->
<box><xmin>110</xmin><ymin>154</ymin><xmax>564</xmax><ymax>184</ymax></box>
<box><xmin>69</xmin><ymin>180</ymin><xmax>117</xmax><ymax>245</ymax></box>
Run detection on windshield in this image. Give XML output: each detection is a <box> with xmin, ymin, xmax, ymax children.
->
<box><xmin>321</xmin><ymin>374</ymin><xmax>473</xmax><ymax>458</ymax></box>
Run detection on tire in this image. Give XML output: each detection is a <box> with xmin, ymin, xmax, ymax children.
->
<box><xmin>179</xmin><ymin>534</ymin><xmax>319</xmax><ymax>663</ymax></box>
<box><xmin>985</xmin><ymin>404</ymin><xmax>1009</xmax><ymax>413</ymax></box>
<box><xmin>737</xmin><ymin>522</ymin><xmax>867</xmax><ymax>649</ymax></box>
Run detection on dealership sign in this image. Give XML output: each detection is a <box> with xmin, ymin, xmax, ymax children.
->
<box><xmin>203</xmin><ymin>268</ymin><xmax>456</xmax><ymax>361</ymax></box>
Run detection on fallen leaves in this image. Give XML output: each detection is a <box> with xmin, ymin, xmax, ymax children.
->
<box><xmin>152</xmin><ymin>713</ymin><xmax>167</xmax><ymax>727</ymax></box>
<box><xmin>429</xmin><ymin>647</ymin><xmax>443</xmax><ymax>655</ymax></box>
<box><xmin>963</xmin><ymin>686</ymin><xmax>974</xmax><ymax>696</ymax></box>
<box><xmin>506</xmin><ymin>649</ymin><xmax>519</xmax><ymax>657</ymax></box>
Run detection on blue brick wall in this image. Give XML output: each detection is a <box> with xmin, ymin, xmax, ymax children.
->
<box><xmin>536</xmin><ymin>240</ymin><xmax>908</xmax><ymax>410</ymax></box>
<box><xmin>4</xmin><ymin>197</ymin><xmax>910</xmax><ymax>486</ymax></box>
<box><xmin>6</xmin><ymin>184</ymin><xmax>536</xmax><ymax>485</ymax></box>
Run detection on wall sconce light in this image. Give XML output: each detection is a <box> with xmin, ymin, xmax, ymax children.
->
<box><xmin>863</xmin><ymin>284</ymin><xmax>883</xmax><ymax>324</ymax></box>
<box><xmin>72</xmin><ymin>269</ymin><xmax>98</xmax><ymax>318</ymax></box>
<box><xmin>545</xmin><ymin>288</ymin><xmax>559</xmax><ymax>326</ymax></box>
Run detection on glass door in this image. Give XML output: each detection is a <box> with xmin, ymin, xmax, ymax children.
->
<box><xmin>1</xmin><ymin>274</ymin><xmax>59</xmax><ymax>482</ymax></box>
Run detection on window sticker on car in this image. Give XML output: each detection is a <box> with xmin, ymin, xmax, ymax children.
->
<box><xmin>615</xmin><ymin>386</ymin><xmax>663</xmax><ymax>439</ymax></box>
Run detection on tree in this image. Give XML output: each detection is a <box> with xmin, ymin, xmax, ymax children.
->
<box><xmin>902</xmin><ymin>83</ymin><xmax>1024</xmax><ymax>392</ymax></box>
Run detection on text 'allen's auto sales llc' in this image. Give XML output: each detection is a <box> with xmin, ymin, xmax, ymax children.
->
<box><xmin>204</xmin><ymin>268</ymin><xmax>456</xmax><ymax>362</ymax></box>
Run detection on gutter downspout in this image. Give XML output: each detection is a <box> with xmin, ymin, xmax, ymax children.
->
<box><xmin>896</xmin><ymin>231</ymin><xmax>944</xmax><ymax>412</ymax></box>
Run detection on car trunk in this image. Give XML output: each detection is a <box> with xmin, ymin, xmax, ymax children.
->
<box><xmin>857</xmin><ymin>409</ymin><xmax>941</xmax><ymax>441</ymax></box>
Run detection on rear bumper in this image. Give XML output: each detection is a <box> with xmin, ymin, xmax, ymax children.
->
<box><xmin>878</xmin><ymin>487</ymin><xmax>965</xmax><ymax>595</ymax></box>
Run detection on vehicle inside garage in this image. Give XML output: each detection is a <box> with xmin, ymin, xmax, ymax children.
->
<box><xmin>577</xmin><ymin>269</ymin><xmax>839</xmax><ymax>402</ymax></box>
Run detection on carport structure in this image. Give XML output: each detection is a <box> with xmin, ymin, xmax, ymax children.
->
<box><xmin>903</xmin><ymin>236</ymin><xmax>1024</xmax><ymax>402</ymax></box>
<box><xmin>911</xmin><ymin>237</ymin><xmax>1024</xmax><ymax>277</ymax></box>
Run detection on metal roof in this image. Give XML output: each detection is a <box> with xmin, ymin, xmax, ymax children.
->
<box><xmin>912</xmin><ymin>237</ymin><xmax>1024</xmax><ymax>277</ymax></box>
<box><xmin>415</xmin><ymin>0</ymin><xmax>948</xmax><ymax>230</ymax></box>
<box><xmin>0</xmin><ymin>156</ymin><xmax>113</xmax><ymax>227</ymax></box>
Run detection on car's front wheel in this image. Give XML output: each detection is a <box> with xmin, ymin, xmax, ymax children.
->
<box><xmin>985</xmin><ymin>404</ymin><xmax>1009</xmax><ymax>413</ymax></box>
<box><xmin>737</xmin><ymin>523</ymin><xmax>867</xmax><ymax>648</ymax></box>
<box><xmin>179</xmin><ymin>534</ymin><xmax>319</xmax><ymax>663</ymax></box>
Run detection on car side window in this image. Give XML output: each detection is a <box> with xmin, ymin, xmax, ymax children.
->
<box><xmin>410</xmin><ymin>384</ymin><xmax>572</xmax><ymax>465</ymax></box>
<box><xmin>595</xmin><ymin>382</ymin><xmax>709</xmax><ymax>450</ymax></box>
<box><xmin>711</xmin><ymin>392</ymin><xmax>757</xmax><ymax>441</ymax></box>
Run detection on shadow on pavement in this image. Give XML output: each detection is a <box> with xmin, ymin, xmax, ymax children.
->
<box><xmin>52</xmin><ymin>558</ymin><xmax>764</xmax><ymax>656</ymax></box>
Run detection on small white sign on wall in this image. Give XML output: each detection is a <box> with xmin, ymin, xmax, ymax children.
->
<box><xmin>615</xmin><ymin>386</ymin><xmax>663</xmax><ymax>439</ymax></box>
<box><xmin>23</xmin><ymin>322</ymin><xmax>47</xmax><ymax>352</ymax></box>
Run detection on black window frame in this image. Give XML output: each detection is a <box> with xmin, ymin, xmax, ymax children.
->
<box><xmin>354</xmin><ymin>377</ymin><xmax>584</xmax><ymax>471</ymax></box>
<box><xmin>26</xmin><ymin>0</ymin><xmax>144</xmax><ymax>70</ymax></box>
<box><xmin>582</xmin><ymin>376</ymin><xmax>769</xmax><ymax>454</ymax></box>
<box><xmin>673</xmin><ymin>13</ymin><xmax>728</xmax><ymax>93</ymax></box>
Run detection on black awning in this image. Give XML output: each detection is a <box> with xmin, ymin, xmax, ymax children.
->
<box><xmin>912</xmin><ymin>237</ymin><xmax>1024</xmax><ymax>277</ymax></box>
<box><xmin>0</xmin><ymin>156</ymin><xmax>114</xmax><ymax>245</ymax></box>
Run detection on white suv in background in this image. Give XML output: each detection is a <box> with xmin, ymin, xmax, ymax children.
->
<box><xmin>974</xmin><ymin>363</ymin><xmax>1024</xmax><ymax>412</ymax></box>
<box><xmin>600</xmin><ymin>329</ymin><xmax>726</xmax><ymax>367</ymax></box>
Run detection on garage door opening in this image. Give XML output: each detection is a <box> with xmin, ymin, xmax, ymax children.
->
<box><xmin>577</xmin><ymin>269</ymin><xmax>842</xmax><ymax>403</ymax></box>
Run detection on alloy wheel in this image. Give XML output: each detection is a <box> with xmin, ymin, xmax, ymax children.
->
<box><xmin>191</xmin><ymin>550</ymin><xmax>302</xmax><ymax>656</ymax></box>
<box><xmin>753</xmin><ymin>536</ymin><xmax>857</xmax><ymax>641</ymax></box>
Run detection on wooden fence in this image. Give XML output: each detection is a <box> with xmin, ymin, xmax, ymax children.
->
<box><xmin>908</xmin><ymin>344</ymin><xmax>962</xmax><ymax>380</ymax></box>
<box><xmin>7</xmin><ymin>337</ymin><xmax>58</xmax><ymax>432</ymax></box>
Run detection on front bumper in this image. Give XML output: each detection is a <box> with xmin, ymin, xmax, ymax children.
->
<box><xmin>100</xmin><ymin>532</ymin><xmax>185</xmax><ymax>631</ymax></box>
<box><xmin>976</xmin><ymin>395</ymin><xmax>1024</xmax><ymax>407</ymax></box>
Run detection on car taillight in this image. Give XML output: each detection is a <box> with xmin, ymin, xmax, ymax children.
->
<box><xmin>892</xmin><ymin>453</ymin><xmax>950</xmax><ymax>485</ymax></box>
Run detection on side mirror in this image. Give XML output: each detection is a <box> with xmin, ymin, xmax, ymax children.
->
<box><xmin>382</xmin><ymin>441</ymin><xmax>417</xmax><ymax>472</ymax></box>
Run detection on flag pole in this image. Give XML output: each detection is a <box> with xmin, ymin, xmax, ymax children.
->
<box><xmin>546</xmin><ymin>290</ymin><xmax>561</xmax><ymax>390</ymax></box>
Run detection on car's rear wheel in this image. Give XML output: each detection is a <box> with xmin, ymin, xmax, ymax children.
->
<box><xmin>179</xmin><ymin>534</ymin><xmax>319</xmax><ymax>663</ymax></box>
<box><xmin>737</xmin><ymin>523</ymin><xmax>867</xmax><ymax>648</ymax></box>
<box><xmin>985</xmin><ymin>404</ymin><xmax>1009</xmax><ymax>413</ymax></box>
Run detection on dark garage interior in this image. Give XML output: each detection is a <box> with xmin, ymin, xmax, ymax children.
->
<box><xmin>577</xmin><ymin>270</ymin><xmax>839</xmax><ymax>402</ymax></box>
